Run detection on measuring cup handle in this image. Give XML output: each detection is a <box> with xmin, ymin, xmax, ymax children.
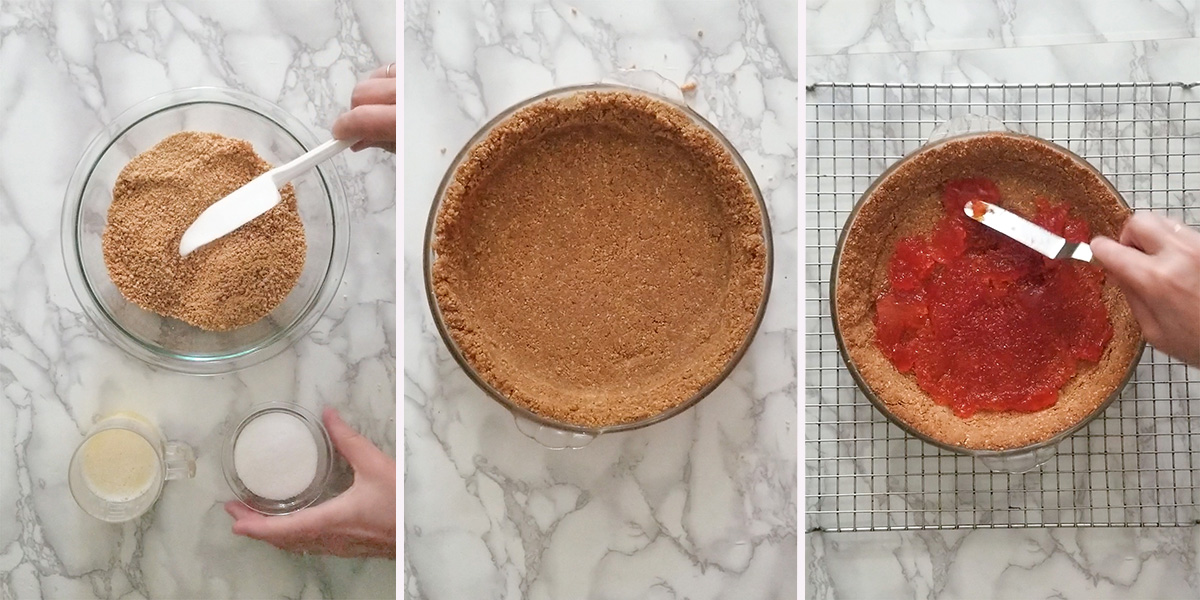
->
<box><xmin>163</xmin><ymin>442</ymin><xmax>196</xmax><ymax>480</ymax></box>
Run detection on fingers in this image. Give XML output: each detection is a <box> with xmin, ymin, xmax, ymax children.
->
<box><xmin>1167</xmin><ymin>216</ymin><xmax>1200</xmax><ymax>247</ymax></box>
<box><xmin>1092</xmin><ymin>235</ymin><xmax>1157</xmax><ymax>289</ymax></box>
<box><xmin>225</xmin><ymin>500</ymin><xmax>258</xmax><ymax>522</ymax></box>
<box><xmin>352</xmin><ymin>140</ymin><xmax>396</xmax><ymax>153</ymax></box>
<box><xmin>225</xmin><ymin>497</ymin><xmax>340</xmax><ymax>543</ymax></box>
<box><xmin>369</xmin><ymin>63</ymin><xmax>396</xmax><ymax>79</ymax></box>
<box><xmin>333</xmin><ymin>64</ymin><xmax>396</xmax><ymax>152</ymax></box>
<box><xmin>350</xmin><ymin>78</ymin><xmax>396</xmax><ymax>109</ymax></box>
<box><xmin>225</xmin><ymin>500</ymin><xmax>290</xmax><ymax>541</ymax></box>
<box><xmin>323</xmin><ymin>407</ymin><xmax>384</xmax><ymax>470</ymax></box>
<box><xmin>1088</xmin><ymin>238</ymin><xmax>1165</xmax><ymax>348</ymax></box>
<box><xmin>1119</xmin><ymin>213</ymin><xmax>1174</xmax><ymax>254</ymax></box>
<box><xmin>1115</xmin><ymin>279</ymin><xmax>1162</xmax><ymax>344</ymax></box>
<box><xmin>226</xmin><ymin>499</ymin><xmax>288</xmax><ymax>539</ymax></box>
<box><xmin>332</xmin><ymin>104</ymin><xmax>396</xmax><ymax>147</ymax></box>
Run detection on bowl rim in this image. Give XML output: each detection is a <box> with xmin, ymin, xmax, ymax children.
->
<box><xmin>61</xmin><ymin>86</ymin><xmax>350</xmax><ymax>375</ymax></box>
<box><xmin>829</xmin><ymin>128</ymin><xmax>1146</xmax><ymax>459</ymax></box>
<box><xmin>422</xmin><ymin>82</ymin><xmax>775</xmax><ymax>436</ymax></box>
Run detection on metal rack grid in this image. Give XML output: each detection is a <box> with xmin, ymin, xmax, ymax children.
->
<box><xmin>805</xmin><ymin>83</ymin><xmax>1200</xmax><ymax>532</ymax></box>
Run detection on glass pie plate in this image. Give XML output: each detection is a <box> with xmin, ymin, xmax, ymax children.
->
<box><xmin>62</xmin><ymin>87</ymin><xmax>349</xmax><ymax>375</ymax></box>
<box><xmin>423</xmin><ymin>81</ymin><xmax>774</xmax><ymax>449</ymax></box>
<box><xmin>830</xmin><ymin>116</ymin><xmax>1145</xmax><ymax>472</ymax></box>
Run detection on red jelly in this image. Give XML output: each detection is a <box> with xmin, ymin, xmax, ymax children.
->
<box><xmin>874</xmin><ymin>178</ymin><xmax>1112</xmax><ymax>418</ymax></box>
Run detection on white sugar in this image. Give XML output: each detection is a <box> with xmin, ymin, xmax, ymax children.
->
<box><xmin>234</xmin><ymin>411</ymin><xmax>318</xmax><ymax>501</ymax></box>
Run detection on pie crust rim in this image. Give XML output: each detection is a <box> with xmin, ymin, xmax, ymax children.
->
<box><xmin>422</xmin><ymin>83</ymin><xmax>775</xmax><ymax>435</ymax></box>
<box><xmin>830</xmin><ymin>130</ymin><xmax>1145</xmax><ymax>454</ymax></box>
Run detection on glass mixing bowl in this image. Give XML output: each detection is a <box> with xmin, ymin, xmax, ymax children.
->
<box><xmin>831</xmin><ymin>116</ymin><xmax>1144</xmax><ymax>472</ymax></box>
<box><xmin>62</xmin><ymin>88</ymin><xmax>349</xmax><ymax>374</ymax></box>
<box><xmin>424</xmin><ymin>82</ymin><xmax>774</xmax><ymax>449</ymax></box>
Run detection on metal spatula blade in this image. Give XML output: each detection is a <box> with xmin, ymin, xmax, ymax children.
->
<box><xmin>965</xmin><ymin>200</ymin><xmax>1093</xmax><ymax>263</ymax></box>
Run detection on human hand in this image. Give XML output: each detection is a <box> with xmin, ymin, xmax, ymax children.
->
<box><xmin>332</xmin><ymin>63</ymin><xmax>396</xmax><ymax>153</ymax></box>
<box><xmin>1092</xmin><ymin>213</ymin><xmax>1200</xmax><ymax>367</ymax></box>
<box><xmin>224</xmin><ymin>408</ymin><xmax>396</xmax><ymax>559</ymax></box>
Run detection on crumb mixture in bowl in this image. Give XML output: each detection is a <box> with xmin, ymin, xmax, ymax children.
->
<box><xmin>428</xmin><ymin>85</ymin><xmax>770</xmax><ymax>430</ymax></box>
<box><xmin>833</xmin><ymin>131</ymin><xmax>1143</xmax><ymax>453</ymax></box>
<box><xmin>103</xmin><ymin>132</ymin><xmax>305</xmax><ymax>331</ymax></box>
<box><xmin>62</xmin><ymin>87</ymin><xmax>348</xmax><ymax>375</ymax></box>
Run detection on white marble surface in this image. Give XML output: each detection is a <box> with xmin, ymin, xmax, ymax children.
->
<box><xmin>807</xmin><ymin>0</ymin><xmax>1196</xmax><ymax>56</ymax></box>
<box><xmin>807</xmin><ymin>1</ymin><xmax>1200</xmax><ymax>598</ymax></box>
<box><xmin>0</xmin><ymin>1</ymin><xmax>396</xmax><ymax>599</ymax></box>
<box><xmin>404</xmin><ymin>0</ymin><xmax>798</xmax><ymax>598</ymax></box>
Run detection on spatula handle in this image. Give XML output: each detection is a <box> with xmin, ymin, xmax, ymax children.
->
<box><xmin>269</xmin><ymin>138</ymin><xmax>354</xmax><ymax>185</ymax></box>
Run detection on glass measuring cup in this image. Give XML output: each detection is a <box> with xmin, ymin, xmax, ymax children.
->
<box><xmin>68</xmin><ymin>412</ymin><xmax>196</xmax><ymax>522</ymax></box>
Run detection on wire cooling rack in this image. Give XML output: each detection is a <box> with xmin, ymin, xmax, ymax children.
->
<box><xmin>806</xmin><ymin>82</ymin><xmax>1200</xmax><ymax>532</ymax></box>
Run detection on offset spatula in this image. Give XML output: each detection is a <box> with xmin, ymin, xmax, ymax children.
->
<box><xmin>964</xmin><ymin>200</ymin><xmax>1094</xmax><ymax>263</ymax></box>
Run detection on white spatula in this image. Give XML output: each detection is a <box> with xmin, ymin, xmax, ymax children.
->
<box><xmin>179</xmin><ymin>138</ymin><xmax>354</xmax><ymax>257</ymax></box>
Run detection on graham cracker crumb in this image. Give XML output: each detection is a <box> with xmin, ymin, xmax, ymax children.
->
<box><xmin>834</xmin><ymin>132</ymin><xmax>1142</xmax><ymax>450</ymax></box>
<box><xmin>102</xmin><ymin>131</ymin><xmax>305</xmax><ymax>332</ymax></box>
<box><xmin>680</xmin><ymin>81</ymin><xmax>697</xmax><ymax>94</ymax></box>
<box><xmin>433</xmin><ymin>90</ymin><xmax>767</xmax><ymax>427</ymax></box>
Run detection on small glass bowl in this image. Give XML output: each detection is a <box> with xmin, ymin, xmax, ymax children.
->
<box><xmin>423</xmin><ymin>82</ymin><xmax>774</xmax><ymax>449</ymax></box>
<box><xmin>831</xmin><ymin>117</ymin><xmax>1145</xmax><ymax>472</ymax></box>
<box><xmin>222</xmin><ymin>402</ymin><xmax>334</xmax><ymax>515</ymax></box>
<box><xmin>61</xmin><ymin>87</ymin><xmax>349</xmax><ymax>374</ymax></box>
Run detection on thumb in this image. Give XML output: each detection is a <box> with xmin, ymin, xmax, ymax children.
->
<box><xmin>225</xmin><ymin>498</ymin><xmax>335</xmax><ymax>541</ymax></box>
<box><xmin>225</xmin><ymin>499</ymin><xmax>300</xmax><ymax>539</ymax></box>
<box><xmin>323</xmin><ymin>407</ymin><xmax>382</xmax><ymax>470</ymax></box>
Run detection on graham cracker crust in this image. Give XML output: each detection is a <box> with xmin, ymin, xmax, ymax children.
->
<box><xmin>432</xmin><ymin>89</ymin><xmax>767</xmax><ymax>428</ymax></box>
<box><xmin>835</xmin><ymin>132</ymin><xmax>1143</xmax><ymax>450</ymax></box>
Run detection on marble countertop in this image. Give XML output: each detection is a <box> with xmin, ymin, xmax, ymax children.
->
<box><xmin>0</xmin><ymin>1</ymin><xmax>396</xmax><ymax>599</ymax></box>
<box><xmin>403</xmin><ymin>0</ymin><xmax>798</xmax><ymax>598</ymax></box>
<box><xmin>807</xmin><ymin>2</ymin><xmax>1200</xmax><ymax>599</ymax></box>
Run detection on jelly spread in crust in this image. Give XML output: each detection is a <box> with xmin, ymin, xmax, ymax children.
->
<box><xmin>835</xmin><ymin>133</ymin><xmax>1142</xmax><ymax>450</ymax></box>
<box><xmin>876</xmin><ymin>178</ymin><xmax>1113</xmax><ymax>418</ymax></box>
<box><xmin>432</xmin><ymin>90</ymin><xmax>767</xmax><ymax>428</ymax></box>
